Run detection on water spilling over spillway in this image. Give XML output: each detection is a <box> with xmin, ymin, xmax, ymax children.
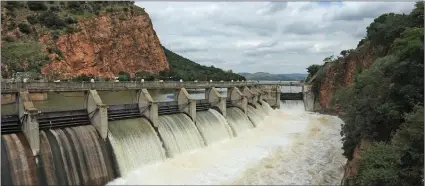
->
<box><xmin>107</xmin><ymin>100</ymin><xmax>346</xmax><ymax>185</ymax></box>
<box><xmin>157</xmin><ymin>114</ymin><xmax>205</xmax><ymax>157</ymax></box>
<box><xmin>195</xmin><ymin>109</ymin><xmax>233</xmax><ymax>145</ymax></box>
<box><xmin>225</xmin><ymin>107</ymin><xmax>254</xmax><ymax>136</ymax></box>
<box><xmin>108</xmin><ymin>118</ymin><xmax>166</xmax><ymax>176</ymax></box>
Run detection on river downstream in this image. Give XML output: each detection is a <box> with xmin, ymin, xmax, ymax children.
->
<box><xmin>107</xmin><ymin>100</ymin><xmax>346</xmax><ymax>185</ymax></box>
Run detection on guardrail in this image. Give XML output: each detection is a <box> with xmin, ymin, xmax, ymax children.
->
<box><xmin>1</xmin><ymin>81</ymin><xmax>302</xmax><ymax>93</ymax></box>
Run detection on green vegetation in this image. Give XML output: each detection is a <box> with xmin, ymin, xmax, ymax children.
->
<box><xmin>239</xmin><ymin>72</ymin><xmax>306</xmax><ymax>81</ymax></box>
<box><xmin>160</xmin><ymin>47</ymin><xmax>245</xmax><ymax>81</ymax></box>
<box><xmin>1</xmin><ymin>41</ymin><xmax>50</xmax><ymax>78</ymax></box>
<box><xmin>307</xmin><ymin>2</ymin><xmax>424</xmax><ymax>185</ymax></box>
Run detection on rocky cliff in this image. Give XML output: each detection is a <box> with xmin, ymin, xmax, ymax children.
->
<box><xmin>314</xmin><ymin>43</ymin><xmax>377</xmax><ymax>111</ymax></box>
<box><xmin>40</xmin><ymin>12</ymin><xmax>168</xmax><ymax>79</ymax></box>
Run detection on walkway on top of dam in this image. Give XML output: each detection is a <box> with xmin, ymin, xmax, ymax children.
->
<box><xmin>1</xmin><ymin>81</ymin><xmax>303</xmax><ymax>93</ymax></box>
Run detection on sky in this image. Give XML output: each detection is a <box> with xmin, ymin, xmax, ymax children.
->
<box><xmin>135</xmin><ymin>1</ymin><xmax>415</xmax><ymax>74</ymax></box>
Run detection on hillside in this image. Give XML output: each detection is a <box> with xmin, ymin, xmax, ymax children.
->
<box><xmin>239</xmin><ymin>72</ymin><xmax>306</xmax><ymax>81</ymax></box>
<box><xmin>0</xmin><ymin>1</ymin><xmax>243</xmax><ymax>81</ymax></box>
<box><xmin>306</xmin><ymin>2</ymin><xmax>423</xmax><ymax>185</ymax></box>
<box><xmin>161</xmin><ymin>47</ymin><xmax>245</xmax><ymax>81</ymax></box>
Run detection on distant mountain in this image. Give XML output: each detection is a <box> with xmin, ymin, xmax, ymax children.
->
<box><xmin>239</xmin><ymin>72</ymin><xmax>307</xmax><ymax>81</ymax></box>
<box><xmin>282</xmin><ymin>73</ymin><xmax>308</xmax><ymax>80</ymax></box>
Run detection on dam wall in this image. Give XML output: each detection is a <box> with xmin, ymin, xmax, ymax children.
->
<box><xmin>1</xmin><ymin>84</ymin><xmax>301</xmax><ymax>185</ymax></box>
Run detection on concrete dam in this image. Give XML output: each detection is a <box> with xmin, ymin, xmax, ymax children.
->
<box><xmin>1</xmin><ymin>81</ymin><xmax>311</xmax><ymax>185</ymax></box>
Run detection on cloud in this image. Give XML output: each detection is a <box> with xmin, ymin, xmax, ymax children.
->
<box><xmin>136</xmin><ymin>2</ymin><xmax>415</xmax><ymax>74</ymax></box>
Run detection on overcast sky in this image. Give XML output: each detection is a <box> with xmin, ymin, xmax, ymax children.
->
<box><xmin>135</xmin><ymin>2</ymin><xmax>415</xmax><ymax>74</ymax></box>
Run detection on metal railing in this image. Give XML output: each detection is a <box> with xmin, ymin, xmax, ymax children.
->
<box><xmin>1</xmin><ymin>81</ymin><xmax>302</xmax><ymax>92</ymax></box>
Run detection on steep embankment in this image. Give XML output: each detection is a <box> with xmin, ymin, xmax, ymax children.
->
<box><xmin>1</xmin><ymin>1</ymin><xmax>243</xmax><ymax>81</ymax></box>
<box><xmin>306</xmin><ymin>2</ymin><xmax>423</xmax><ymax>186</ymax></box>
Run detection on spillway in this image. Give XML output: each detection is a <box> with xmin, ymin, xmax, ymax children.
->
<box><xmin>106</xmin><ymin>98</ymin><xmax>346</xmax><ymax>185</ymax></box>
<box><xmin>157</xmin><ymin>114</ymin><xmax>205</xmax><ymax>157</ymax></box>
<box><xmin>260</xmin><ymin>101</ymin><xmax>274</xmax><ymax>114</ymax></box>
<box><xmin>37</xmin><ymin>125</ymin><xmax>116</xmax><ymax>185</ymax></box>
<box><xmin>281</xmin><ymin>100</ymin><xmax>305</xmax><ymax>114</ymax></box>
<box><xmin>225</xmin><ymin>107</ymin><xmax>255</xmax><ymax>136</ymax></box>
<box><xmin>108</xmin><ymin>118</ymin><xmax>167</xmax><ymax>176</ymax></box>
<box><xmin>246</xmin><ymin>105</ymin><xmax>268</xmax><ymax>127</ymax></box>
<box><xmin>195</xmin><ymin>109</ymin><xmax>234</xmax><ymax>145</ymax></box>
<box><xmin>1</xmin><ymin>133</ymin><xmax>38</xmax><ymax>186</ymax></box>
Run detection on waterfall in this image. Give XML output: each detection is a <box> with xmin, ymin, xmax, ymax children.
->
<box><xmin>225</xmin><ymin>107</ymin><xmax>255</xmax><ymax>136</ymax></box>
<box><xmin>37</xmin><ymin>125</ymin><xmax>116</xmax><ymax>185</ymax></box>
<box><xmin>280</xmin><ymin>100</ymin><xmax>305</xmax><ymax>113</ymax></box>
<box><xmin>108</xmin><ymin>118</ymin><xmax>167</xmax><ymax>176</ymax></box>
<box><xmin>195</xmin><ymin>109</ymin><xmax>234</xmax><ymax>145</ymax></box>
<box><xmin>157</xmin><ymin>114</ymin><xmax>205</xmax><ymax>157</ymax></box>
<box><xmin>260</xmin><ymin>100</ymin><xmax>274</xmax><ymax>114</ymax></box>
<box><xmin>247</xmin><ymin>105</ymin><xmax>267</xmax><ymax>127</ymax></box>
<box><xmin>1</xmin><ymin>133</ymin><xmax>38</xmax><ymax>186</ymax></box>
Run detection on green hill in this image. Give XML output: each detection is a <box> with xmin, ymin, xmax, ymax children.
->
<box><xmin>159</xmin><ymin>47</ymin><xmax>246</xmax><ymax>81</ymax></box>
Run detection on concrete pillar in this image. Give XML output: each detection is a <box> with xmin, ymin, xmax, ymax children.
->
<box><xmin>176</xmin><ymin>88</ymin><xmax>196</xmax><ymax>121</ymax></box>
<box><xmin>205</xmin><ymin>87</ymin><xmax>226</xmax><ymax>117</ymax></box>
<box><xmin>227</xmin><ymin>87</ymin><xmax>247</xmax><ymax>113</ymax></box>
<box><xmin>19</xmin><ymin>91</ymin><xmax>40</xmax><ymax>156</ymax></box>
<box><xmin>249</xmin><ymin>87</ymin><xmax>264</xmax><ymax>104</ymax></box>
<box><xmin>137</xmin><ymin>89</ymin><xmax>159</xmax><ymax>127</ymax></box>
<box><xmin>86</xmin><ymin>90</ymin><xmax>108</xmax><ymax>140</ymax></box>
<box><xmin>275</xmin><ymin>85</ymin><xmax>281</xmax><ymax>109</ymax></box>
<box><xmin>242</xmin><ymin>86</ymin><xmax>259</xmax><ymax>108</ymax></box>
<box><xmin>303</xmin><ymin>85</ymin><xmax>314</xmax><ymax>111</ymax></box>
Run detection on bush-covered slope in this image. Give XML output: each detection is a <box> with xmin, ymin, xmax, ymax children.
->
<box><xmin>306</xmin><ymin>2</ymin><xmax>424</xmax><ymax>185</ymax></box>
<box><xmin>160</xmin><ymin>47</ymin><xmax>246</xmax><ymax>81</ymax></box>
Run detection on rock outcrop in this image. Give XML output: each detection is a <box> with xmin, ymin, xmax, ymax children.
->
<box><xmin>40</xmin><ymin>12</ymin><xmax>168</xmax><ymax>79</ymax></box>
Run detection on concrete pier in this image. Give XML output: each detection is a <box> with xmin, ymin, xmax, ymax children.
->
<box><xmin>227</xmin><ymin>87</ymin><xmax>247</xmax><ymax>113</ymax></box>
<box><xmin>242</xmin><ymin>87</ymin><xmax>259</xmax><ymax>108</ymax></box>
<box><xmin>86</xmin><ymin>90</ymin><xmax>108</xmax><ymax>139</ymax></box>
<box><xmin>303</xmin><ymin>85</ymin><xmax>315</xmax><ymax>111</ymax></box>
<box><xmin>19</xmin><ymin>91</ymin><xmax>40</xmax><ymax>156</ymax></box>
<box><xmin>176</xmin><ymin>88</ymin><xmax>196</xmax><ymax>121</ymax></box>
<box><xmin>205</xmin><ymin>87</ymin><xmax>226</xmax><ymax>117</ymax></box>
<box><xmin>137</xmin><ymin>89</ymin><xmax>159</xmax><ymax>127</ymax></box>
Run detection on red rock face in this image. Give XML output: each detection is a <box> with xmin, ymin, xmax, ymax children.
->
<box><xmin>40</xmin><ymin>12</ymin><xmax>169</xmax><ymax>79</ymax></box>
<box><xmin>318</xmin><ymin>44</ymin><xmax>377</xmax><ymax>110</ymax></box>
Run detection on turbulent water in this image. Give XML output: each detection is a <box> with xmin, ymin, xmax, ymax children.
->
<box><xmin>246</xmin><ymin>105</ymin><xmax>267</xmax><ymax>127</ymax></box>
<box><xmin>157</xmin><ymin>114</ymin><xmax>205</xmax><ymax>157</ymax></box>
<box><xmin>107</xmin><ymin>100</ymin><xmax>346</xmax><ymax>185</ymax></box>
<box><xmin>195</xmin><ymin>109</ymin><xmax>234</xmax><ymax>145</ymax></box>
<box><xmin>260</xmin><ymin>100</ymin><xmax>274</xmax><ymax>114</ymax></box>
<box><xmin>225</xmin><ymin>107</ymin><xmax>255</xmax><ymax>136</ymax></box>
<box><xmin>108</xmin><ymin>118</ymin><xmax>166</xmax><ymax>176</ymax></box>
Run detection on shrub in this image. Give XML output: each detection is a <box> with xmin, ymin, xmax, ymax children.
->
<box><xmin>38</xmin><ymin>11</ymin><xmax>67</xmax><ymax>29</ymax></box>
<box><xmin>26</xmin><ymin>15</ymin><xmax>38</xmax><ymax>24</ymax></box>
<box><xmin>49</xmin><ymin>6</ymin><xmax>61</xmax><ymax>12</ymax></box>
<box><xmin>18</xmin><ymin>23</ymin><xmax>32</xmax><ymax>34</ymax></box>
<box><xmin>4</xmin><ymin>35</ymin><xmax>16</xmax><ymax>42</ymax></box>
<box><xmin>51</xmin><ymin>31</ymin><xmax>60</xmax><ymax>41</ymax></box>
<box><xmin>27</xmin><ymin>1</ymin><xmax>48</xmax><ymax>11</ymax></box>
<box><xmin>65</xmin><ymin>17</ymin><xmax>78</xmax><ymax>24</ymax></box>
<box><xmin>5</xmin><ymin>2</ymin><xmax>25</xmax><ymax>10</ymax></box>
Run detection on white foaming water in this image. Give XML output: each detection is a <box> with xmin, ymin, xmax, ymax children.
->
<box><xmin>157</xmin><ymin>114</ymin><xmax>205</xmax><ymax>157</ymax></box>
<box><xmin>195</xmin><ymin>109</ymin><xmax>234</xmax><ymax>145</ymax></box>
<box><xmin>225</xmin><ymin>107</ymin><xmax>255</xmax><ymax>136</ymax></box>
<box><xmin>260</xmin><ymin>100</ymin><xmax>274</xmax><ymax>114</ymax></box>
<box><xmin>107</xmin><ymin>100</ymin><xmax>346</xmax><ymax>185</ymax></box>
<box><xmin>108</xmin><ymin>118</ymin><xmax>166</xmax><ymax>176</ymax></box>
<box><xmin>246</xmin><ymin>105</ymin><xmax>267</xmax><ymax>126</ymax></box>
